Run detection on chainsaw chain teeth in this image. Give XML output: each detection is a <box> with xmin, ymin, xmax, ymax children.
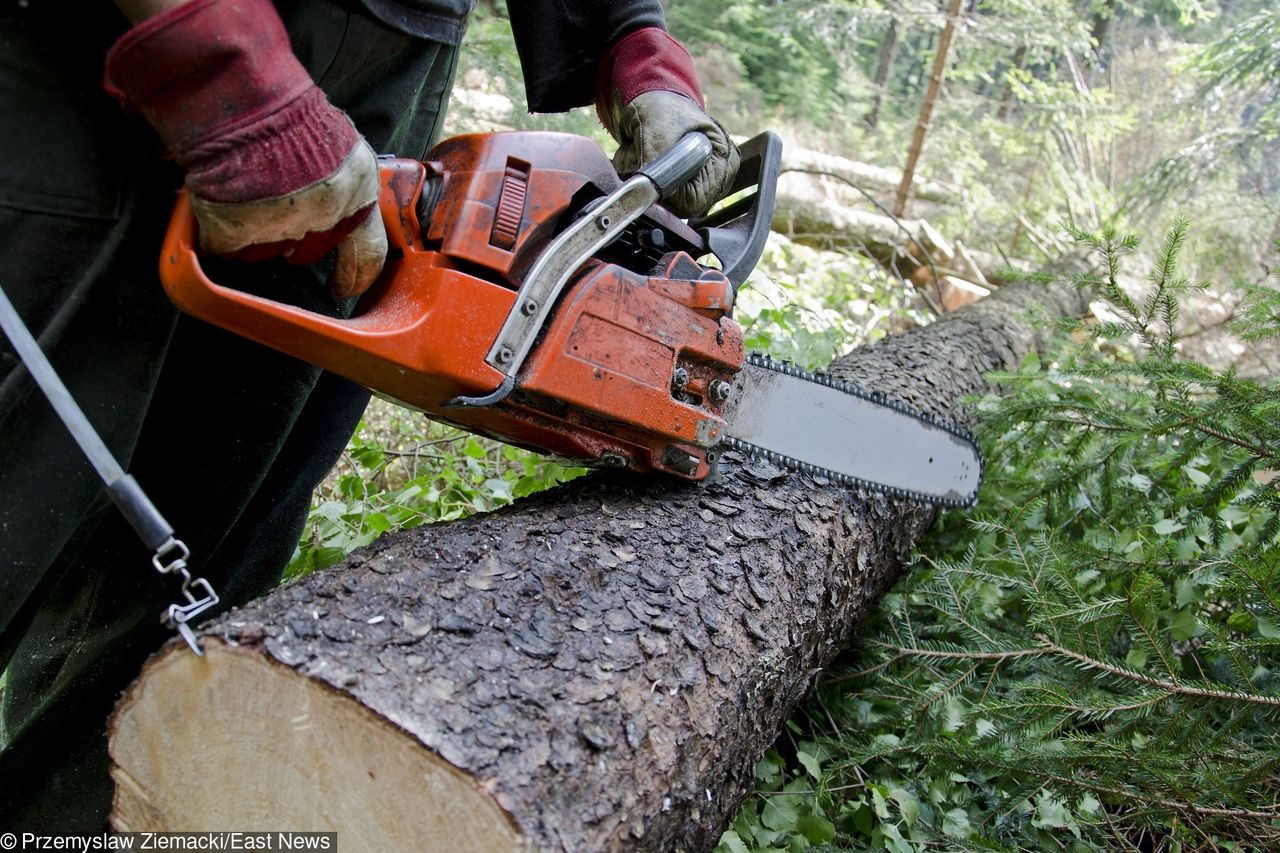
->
<box><xmin>721</xmin><ymin>353</ymin><xmax>983</xmax><ymax>509</ymax></box>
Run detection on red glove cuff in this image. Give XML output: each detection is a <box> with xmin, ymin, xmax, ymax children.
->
<box><xmin>103</xmin><ymin>0</ymin><xmax>357</xmax><ymax>203</ymax></box>
<box><xmin>594</xmin><ymin>27</ymin><xmax>705</xmax><ymax>135</ymax></box>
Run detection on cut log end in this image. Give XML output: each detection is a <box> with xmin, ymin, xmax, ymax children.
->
<box><xmin>110</xmin><ymin>641</ymin><xmax>523</xmax><ymax>851</ymax></box>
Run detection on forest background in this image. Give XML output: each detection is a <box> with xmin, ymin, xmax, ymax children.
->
<box><xmin>291</xmin><ymin>1</ymin><xmax>1280</xmax><ymax>849</ymax></box>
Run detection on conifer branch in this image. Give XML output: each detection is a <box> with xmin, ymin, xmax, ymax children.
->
<box><xmin>1191</xmin><ymin>422</ymin><xmax>1272</xmax><ymax>458</ymax></box>
<box><xmin>791</xmin><ymin>224</ymin><xmax>1280</xmax><ymax>848</ymax></box>
<box><xmin>874</xmin><ymin>636</ymin><xmax>1280</xmax><ymax>707</ymax></box>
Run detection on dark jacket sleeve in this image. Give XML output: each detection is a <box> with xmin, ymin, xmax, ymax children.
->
<box><xmin>505</xmin><ymin>0</ymin><xmax>666</xmax><ymax>113</ymax></box>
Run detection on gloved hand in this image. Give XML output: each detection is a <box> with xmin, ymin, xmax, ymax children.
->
<box><xmin>595</xmin><ymin>28</ymin><xmax>740</xmax><ymax>219</ymax></box>
<box><xmin>104</xmin><ymin>0</ymin><xmax>385</xmax><ymax>298</ymax></box>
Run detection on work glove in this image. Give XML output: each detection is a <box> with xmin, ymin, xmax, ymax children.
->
<box><xmin>104</xmin><ymin>0</ymin><xmax>385</xmax><ymax>298</ymax></box>
<box><xmin>595</xmin><ymin>28</ymin><xmax>740</xmax><ymax>219</ymax></box>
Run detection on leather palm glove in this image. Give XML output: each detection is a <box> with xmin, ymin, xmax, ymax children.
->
<box><xmin>595</xmin><ymin>28</ymin><xmax>740</xmax><ymax>219</ymax></box>
<box><xmin>104</xmin><ymin>0</ymin><xmax>385</xmax><ymax>298</ymax></box>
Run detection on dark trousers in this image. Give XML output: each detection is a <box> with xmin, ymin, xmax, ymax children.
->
<box><xmin>0</xmin><ymin>0</ymin><xmax>460</xmax><ymax>829</ymax></box>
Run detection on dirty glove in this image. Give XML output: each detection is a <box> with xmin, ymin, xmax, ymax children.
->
<box><xmin>104</xmin><ymin>0</ymin><xmax>385</xmax><ymax>297</ymax></box>
<box><xmin>595</xmin><ymin>27</ymin><xmax>740</xmax><ymax>219</ymax></box>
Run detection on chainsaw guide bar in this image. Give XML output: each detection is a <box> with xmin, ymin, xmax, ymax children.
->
<box><xmin>719</xmin><ymin>353</ymin><xmax>983</xmax><ymax>508</ymax></box>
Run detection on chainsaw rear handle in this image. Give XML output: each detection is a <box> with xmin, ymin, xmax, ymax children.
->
<box><xmin>159</xmin><ymin>158</ymin><xmax>516</xmax><ymax>406</ymax></box>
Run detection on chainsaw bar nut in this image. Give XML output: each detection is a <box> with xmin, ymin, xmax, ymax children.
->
<box><xmin>709</xmin><ymin>379</ymin><xmax>732</xmax><ymax>402</ymax></box>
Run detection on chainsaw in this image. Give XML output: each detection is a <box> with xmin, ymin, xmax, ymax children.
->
<box><xmin>159</xmin><ymin>130</ymin><xmax>982</xmax><ymax>506</ymax></box>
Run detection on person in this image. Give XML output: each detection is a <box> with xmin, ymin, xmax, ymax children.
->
<box><xmin>0</xmin><ymin>0</ymin><xmax>738</xmax><ymax>830</ymax></box>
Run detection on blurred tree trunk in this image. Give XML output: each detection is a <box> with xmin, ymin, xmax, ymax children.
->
<box><xmin>1088</xmin><ymin>0</ymin><xmax>1117</xmax><ymax>82</ymax></box>
<box><xmin>996</xmin><ymin>44</ymin><xmax>1027</xmax><ymax>120</ymax></box>
<box><xmin>864</xmin><ymin>15</ymin><xmax>901</xmax><ymax>130</ymax></box>
<box><xmin>894</xmin><ymin>0</ymin><xmax>967</xmax><ymax>216</ymax></box>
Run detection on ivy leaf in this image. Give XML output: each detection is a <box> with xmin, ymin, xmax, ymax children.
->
<box><xmin>482</xmin><ymin>477</ymin><xmax>514</xmax><ymax>502</ymax></box>
<box><xmin>755</xmin><ymin>751</ymin><xmax>784</xmax><ymax>786</ymax></box>
<box><xmin>942</xmin><ymin>807</ymin><xmax>972</xmax><ymax>839</ymax></box>
<box><xmin>796</xmin><ymin>814</ymin><xmax>837</xmax><ymax>845</ymax></box>
<box><xmin>796</xmin><ymin>749</ymin><xmax>822</xmax><ymax>779</ymax></box>
<box><xmin>1168</xmin><ymin>608</ymin><xmax>1200</xmax><ymax>641</ymax></box>
<box><xmin>314</xmin><ymin>500</ymin><xmax>347</xmax><ymax>524</ymax></box>
<box><xmin>350</xmin><ymin>443</ymin><xmax>385</xmax><ymax>468</ymax></box>
<box><xmin>716</xmin><ymin>830</ymin><xmax>750</xmax><ymax>853</ymax></box>
<box><xmin>1031</xmin><ymin>792</ymin><xmax>1071</xmax><ymax>829</ymax></box>
<box><xmin>888</xmin><ymin>786</ymin><xmax>921</xmax><ymax>827</ymax></box>
<box><xmin>870</xmin><ymin>786</ymin><xmax>891</xmax><ymax>820</ymax></box>
<box><xmin>846</xmin><ymin>801</ymin><xmax>874</xmax><ymax>836</ymax></box>
<box><xmin>1174</xmin><ymin>577</ymin><xmax>1201</xmax><ymax>606</ymax></box>
<box><xmin>1125</xmin><ymin>473</ymin><xmax>1154</xmax><ymax>492</ymax></box>
<box><xmin>879</xmin><ymin>821</ymin><xmax>915</xmax><ymax>853</ymax></box>
<box><xmin>1184</xmin><ymin>465</ymin><xmax>1211</xmax><ymax>486</ymax></box>
<box><xmin>761</xmin><ymin>794</ymin><xmax>801</xmax><ymax>832</ymax></box>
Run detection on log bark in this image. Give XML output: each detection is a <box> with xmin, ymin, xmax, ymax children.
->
<box><xmin>109</xmin><ymin>278</ymin><xmax>1089</xmax><ymax>850</ymax></box>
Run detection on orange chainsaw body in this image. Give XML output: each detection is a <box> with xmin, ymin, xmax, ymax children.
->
<box><xmin>160</xmin><ymin>132</ymin><xmax>746</xmax><ymax>479</ymax></box>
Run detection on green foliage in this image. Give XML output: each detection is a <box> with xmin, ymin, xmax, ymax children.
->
<box><xmin>1233</xmin><ymin>276</ymin><xmax>1280</xmax><ymax>343</ymax></box>
<box><xmin>1191</xmin><ymin>9</ymin><xmax>1280</xmax><ymax>94</ymax></box>
<box><xmin>1123</xmin><ymin>5</ymin><xmax>1280</xmax><ymax>264</ymax></box>
<box><xmin>720</xmin><ymin>225</ymin><xmax>1280</xmax><ymax>850</ymax></box>
<box><xmin>735</xmin><ymin>235</ymin><xmax>931</xmax><ymax>370</ymax></box>
<box><xmin>666</xmin><ymin>1</ymin><xmax>873</xmax><ymax>143</ymax></box>
<box><xmin>721</xmin><ymin>746</ymin><xmax>838</xmax><ymax>852</ymax></box>
<box><xmin>288</xmin><ymin>404</ymin><xmax>582</xmax><ymax>578</ymax></box>
<box><xmin>284</xmin><ymin>4</ymin><xmax>1280</xmax><ymax>842</ymax></box>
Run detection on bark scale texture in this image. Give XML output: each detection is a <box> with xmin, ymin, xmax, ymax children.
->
<box><xmin>110</xmin><ymin>279</ymin><xmax>1089</xmax><ymax>850</ymax></box>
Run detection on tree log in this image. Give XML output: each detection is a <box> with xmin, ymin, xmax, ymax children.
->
<box><xmin>771</xmin><ymin>189</ymin><xmax>1032</xmax><ymax>295</ymax></box>
<box><xmin>109</xmin><ymin>279</ymin><xmax>1089</xmax><ymax>850</ymax></box>
<box><xmin>779</xmin><ymin>144</ymin><xmax>951</xmax><ymax>205</ymax></box>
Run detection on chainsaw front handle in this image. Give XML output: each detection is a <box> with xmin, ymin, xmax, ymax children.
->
<box><xmin>689</xmin><ymin>131</ymin><xmax>782</xmax><ymax>290</ymax></box>
<box><xmin>637</xmin><ymin>132</ymin><xmax>713</xmax><ymax>200</ymax></box>
<box><xmin>477</xmin><ymin>133</ymin><xmax>715</xmax><ymax>388</ymax></box>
